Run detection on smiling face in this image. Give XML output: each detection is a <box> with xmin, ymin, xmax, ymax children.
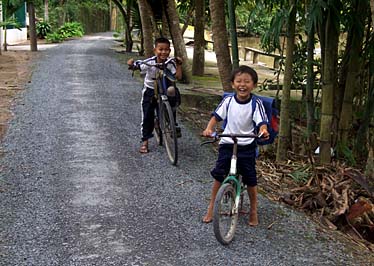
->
<box><xmin>232</xmin><ymin>72</ymin><xmax>256</xmax><ymax>101</ymax></box>
<box><xmin>154</xmin><ymin>42</ymin><xmax>171</xmax><ymax>62</ymax></box>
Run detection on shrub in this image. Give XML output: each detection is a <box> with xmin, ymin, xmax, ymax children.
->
<box><xmin>36</xmin><ymin>21</ymin><xmax>52</xmax><ymax>39</ymax></box>
<box><xmin>57</xmin><ymin>22</ymin><xmax>84</xmax><ymax>39</ymax></box>
<box><xmin>45</xmin><ymin>32</ymin><xmax>64</xmax><ymax>43</ymax></box>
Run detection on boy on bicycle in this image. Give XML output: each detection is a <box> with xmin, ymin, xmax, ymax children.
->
<box><xmin>127</xmin><ymin>37</ymin><xmax>182</xmax><ymax>154</ymax></box>
<box><xmin>202</xmin><ymin>65</ymin><xmax>269</xmax><ymax>226</ymax></box>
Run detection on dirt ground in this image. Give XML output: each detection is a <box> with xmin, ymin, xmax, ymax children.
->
<box><xmin>0</xmin><ymin>50</ymin><xmax>35</xmax><ymax>145</ymax></box>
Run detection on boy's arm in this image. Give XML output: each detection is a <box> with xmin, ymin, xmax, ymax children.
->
<box><xmin>175</xmin><ymin>57</ymin><xmax>183</xmax><ymax>80</ymax></box>
<box><xmin>202</xmin><ymin>116</ymin><xmax>219</xmax><ymax>137</ymax></box>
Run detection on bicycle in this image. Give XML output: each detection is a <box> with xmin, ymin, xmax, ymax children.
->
<box><xmin>201</xmin><ymin>132</ymin><xmax>263</xmax><ymax>245</ymax></box>
<box><xmin>131</xmin><ymin>57</ymin><xmax>180</xmax><ymax>165</ymax></box>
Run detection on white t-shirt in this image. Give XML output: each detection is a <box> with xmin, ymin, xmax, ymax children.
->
<box><xmin>135</xmin><ymin>56</ymin><xmax>177</xmax><ymax>89</ymax></box>
<box><xmin>213</xmin><ymin>94</ymin><xmax>268</xmax><ymax>145</ymax></box>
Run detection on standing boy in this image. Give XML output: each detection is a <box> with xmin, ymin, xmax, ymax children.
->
<box><xmin>127</xmin><ymin>37</ymin><xmax>182</xmax><ymax>153</ymax></box>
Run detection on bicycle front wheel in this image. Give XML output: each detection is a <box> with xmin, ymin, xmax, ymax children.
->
<box><xmin>154</xmin><ymin>111</ymin><xmax>163</xmax><ymax>146</ymax></box>
<box><xmin>160</xmin><ymin>100</ymin><xmax>178</xmax><ymax>165</ymax></box>
<box><xmin>213</xmin><ymin>183</ymin><xmax>239</xmax><ymax>245</ymax></box>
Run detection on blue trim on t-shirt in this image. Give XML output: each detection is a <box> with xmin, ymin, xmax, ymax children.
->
<box><xmin>212</xmin><ymin>112</ymin><xmax>223</xmax><ymax>121</ymax></box>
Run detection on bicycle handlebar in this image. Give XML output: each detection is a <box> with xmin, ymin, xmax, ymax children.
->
<box><xmin>200</xmin><ymin>132</ymin><xmax>264</xmax><ymax>146</ymax></box>
<box><xmin>131</xmin><ymin>57</ymin><xmax>178</xmax><ymax>70</ymax></box>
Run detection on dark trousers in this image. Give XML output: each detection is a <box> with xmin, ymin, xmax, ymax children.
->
<box><xmin>141</xmin><ymin>87</ymin><xmax>157</xmax><ymax>141</ymax></box>
<box><xmin>140</xmin><ymin>87</ymin><xmax>179</xmax><ymax>141</ymax></box>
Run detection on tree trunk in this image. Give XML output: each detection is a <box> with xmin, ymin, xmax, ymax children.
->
<box><xmin>276</xmin><ymin>0</ymin><xmax>296</xmax><ymax>162</ymax></box>
<box><xmin>306</xmin><ymin>20</ymin><xmax>315</xmax><ymax>136</ymax></box>
<box><xmin>0</xmin><ymin>0</ymin><xmax>2</xmax><ymax>55</ymax></box>
<box><xmin>138</xmin><ymin>0</ymin><xmax>154</xmax><ymax>57</ymax></box>
<box><xmin>28</xmin><ymin>2</ymin><xmax>38</xmax><ymax>52</ymax></box>
<box><xmin>181</xmin><ymin>6</ymin><xmax>194</xmax><ymax>36</ymax></box>
<box><xmin>209</xmin><ymin>0</ymin><xmax>232</xmax><ymax>91</ymax></box>
<box><xmin>111</xmin><ymin>0</ymin><xmax>133</xmax><ymax>52</ymax></box>
<box><xmin>338</xmin><ymin>0</ymin><xmax>366</xmax><ymax>146</ymax></box>
<box><xmin>356</xmin><ymin>1</ymin><xmax>374</xmax><ymax>179</ymax></box>
<box><xmin>161</xmin><ymin>11</ymin><xmax>169</xmax><ymax>38</ymax></box>
<box><xmin>319</xmin><ymin>6</ymin><xmax>339</xmax><ymax>164</ymax></box>
<box><xmin>44</xmin><ymin>0</ymin><xmax>49</xmax><ymax>22</ymax></box>
<box><xmin>4</xmin><ymin>28</ymin><xmax>8</xmax><ymax>52</ymax></box>
<box><xmin>163</xmin><ymin>0</ymin><xmax>192</xmax><ymax>83</ymax></box>
<box><xmin>192</xmin><ymin>0</ymin><xmax>205</xmax><ymax>76</ymax></box>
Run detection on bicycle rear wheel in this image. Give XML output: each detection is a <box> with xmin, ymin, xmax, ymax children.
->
<box><xmin>160</xmin><ymin>100</ymin><xmax>178</xmax><ymax>165</ymax></box>
<box><xmin>213</xmin><ymin>183</ymin><xmax>239</xmax><ymax>245</ymax></box>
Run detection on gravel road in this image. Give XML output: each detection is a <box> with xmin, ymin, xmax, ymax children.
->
<box><xmin>0</xmin><ymin>32</ymin><xmax>373</xmax><ymax>266</ymax></box>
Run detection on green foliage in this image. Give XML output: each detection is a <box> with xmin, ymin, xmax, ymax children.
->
<box><xmin>0</xmin><ymin>18</ymin><xmax>21</xmax><ymax>30</ymax></box>
<box><xmin>36</xmin><ymin>21</ymin><xmax>52</xmax><ymax>39</ymax></box>
<box><xmin>336</xmin><ymin>142</ymin><xmax>356</xmax><ymax>166</ymax></box>
<box><xmin>288</xmin><ymin>166</ymin><xmax>311</xmax><ymax>184</ymax></box>
<box><xmin>45</xmin><ymin>21</ymin><xmax>84</xmax><ymax>43</ymax></box>
<box><xmin>236</xmin><ymin>3</ymin><xmax>273</xmax><ymax>36</ymax></box>
<box><xmin>260</xmin><ymin>8</ymin><xmax>288</xmax><ymax>53</ymax></box>
<box><xmin>45</xmin><ymin>32</ymin><xmax>64</xmax><ymax>43</ymax></box>
<box><xmin>57</xmin><ymin>22</ymin><xmax>84</xmax><ymax>39</ymax></box>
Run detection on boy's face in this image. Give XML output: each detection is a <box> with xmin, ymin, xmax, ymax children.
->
<box><xmin>154</xmin><ymin>43</ymin><xmax>171</xmax><ymax>62</ymax></box>
<box><xmin>232</xmin><ymin>72</ymin><xmax>256</xmax><ymax>101</ymax></box>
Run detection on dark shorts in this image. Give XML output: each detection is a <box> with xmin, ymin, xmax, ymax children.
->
<box><xmin>210</xmin><ymin>143</ymin><xmax>257</xmax><ymax>187</ymax></box>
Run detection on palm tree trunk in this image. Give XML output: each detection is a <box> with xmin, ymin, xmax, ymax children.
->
<box><xmin>192</xmin><ymin>0</ymin><xmax>205</xmax><ymax>76</ymax></box>
<box><xmin>138</xmin><ymin>0</ymin><xmax>154</xmax><ymax>57</ymax></box>
<box><xmin>319</xmin><ymin>7</ymin><xmax>339</xmax><ymax>164</ymax></box>
<box><xmin>338</xmin><ymin>0</ymin><xmax>366</xmax><ymax>145</ymax></box>
<box><xmin>112</xmin><ymin>0</ymin><xmax>133</xmax><ymax>52</ymax></box>
<box><xmin>209</xmin><ymin>0</ymin><xmax>232</xmax><ymax>91</ymax></box>
<box><xmin>163</xmin><ymin>0</ymin><xmax>192</xmax><ymax>83</ymax></box>
<box><xmin>276</xmin><ymin>0</ymin><xmax>296</xmax><ymax>162</ymax></box>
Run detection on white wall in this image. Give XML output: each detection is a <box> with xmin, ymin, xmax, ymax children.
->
<box><xmin>0</xmin><ymin>2</ymin><xmax>28</xmax><ymax>46</ymax></box>
<box><xmin>2</xmin><ymin>28</ymin><xmax>28</xmax><ymax>44</ymax></box>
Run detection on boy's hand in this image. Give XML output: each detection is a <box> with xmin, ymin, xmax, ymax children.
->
<box><xmin>259</xmin><ymin>126</ymin><xmax>270</xmax><ymax>140</ymax></box>
<box><xmin>202</xmin><ymin>128</ymin><xmax>214</xmax><ymax>137</ymax></box>
<box><xmin>127</xmin><ymin>58</ymin><xmax>135</xmax><ymax>69</ymax></box>
<box><xmin>175</xmin><ymin>57</ymin><xmax>183</xmax><ymax>65</ymax></box>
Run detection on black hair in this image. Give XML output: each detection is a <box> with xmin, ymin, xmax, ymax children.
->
<box><xmin>154</xmin><ymin>37</ymin><xmax>170</xmax><ymax>47</ymax></box>
<box><xmin>230</xmin><ymin>65</ymin><xmax>258</xmax><ymax>84</ymax></box>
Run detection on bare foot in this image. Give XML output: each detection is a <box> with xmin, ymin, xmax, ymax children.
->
<box><xmin>248</xmin><ymin>210</ymin><xmax>258</xmax><ymax>226</ymax></box>
<box><xmin>202</xmin><ymin>208</ymin><xmax>213</xmax><ymax>223</ymax></box>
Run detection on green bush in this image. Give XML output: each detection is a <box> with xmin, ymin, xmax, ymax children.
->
<box><xmin>45</xmin><ymin>32</ymin><xmax>64</xmax><ymax>43</ymax></box>
<box><xmin>57</xmin><ymin>22</ymin><xmax>84</xmax><ymax>39</ymax></box>
<box><xmin>36</xmin><ymin>21</ymin><xmax>52</xmax><ymax>39</ymax></box>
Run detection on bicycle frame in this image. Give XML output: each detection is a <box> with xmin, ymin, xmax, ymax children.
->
<box><xmin>221</xmin><ymin>136</ymin><xmax>242</xmax><ymax>216</ymax></box>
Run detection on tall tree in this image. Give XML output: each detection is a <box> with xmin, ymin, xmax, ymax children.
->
<box><xmin>44</xmin><ymin>0</ymin><xmax>49</xmax><ymax>21</ymax></box>
<box><xmin>319</xmin><ymin>0</ymin><xmax>340</xmax><ymax>164</ymax></box>
<box><xmin>111</xmin><ymin>0</ymin><xmax>133</xmax><ymax>52</ymax></box>
<box><xmin>0</xmin><ymin>1</ymin><xmax>2</xmax><ymax>55</ymax></box>
<box><xmin>305</xmin><ymin>0</ymin><xmax>321</xmax><ymax>138</ymax></box>
<box><xmin>27</xmin><ymin>1</ymin><xmax>37</xmax><ymax>52</ymax></box>
<box><xmin>138</xmin><ymin>0</ymin><xmax>154</xmax><ymax>57</ymax></box>
<box><xmin>276</xmin><ymin>0</ymin><xmax>297</xmax><ymax>162</ymax></box>
<box><xmin>192</xmin><ymin>0</ymin><xmax>205</xmax><ymax>76</ymax></box>
<box><xmin>162</xmin><ymin>0</ymin><xmax>192</xmax><ymax>83</ymax></box>
<box><xmin>209</xmin><ymin>0</ymin><xmax>232</xmax><ymax>91</ymax></box>
<box><xmin>338</xmin><ymin>0</ymin><xmax>367</xmax><ymax>146</ymax></box>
